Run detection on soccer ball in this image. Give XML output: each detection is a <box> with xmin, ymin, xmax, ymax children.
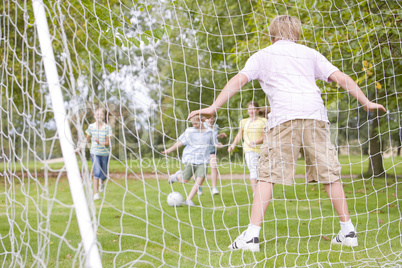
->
<box><xmin>167</xmin><ymin>192</ymin><xmax>183</xmax><ymax>207</ymax></box>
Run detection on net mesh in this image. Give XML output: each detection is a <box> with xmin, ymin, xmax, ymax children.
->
<box><xmin>1</xmin><ymin>0</ymin><xmax>402</xmax><ymax>267</ymax></box>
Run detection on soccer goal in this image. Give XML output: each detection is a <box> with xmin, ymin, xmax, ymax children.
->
<box><xmin>1</xmin><ymin>0</ymin><xmax>401</xmax><ymax>267</ymax></box>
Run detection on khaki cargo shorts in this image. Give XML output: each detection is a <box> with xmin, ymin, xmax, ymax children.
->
<box><xmin>258</xmin><ymin>119</ymin><xmax>341</xmax><ymax>185</ymax></box>
<box><xmin>182</xmin><ymin>163</ymin><xmax>208</xmax><ymax>181</ymax></box>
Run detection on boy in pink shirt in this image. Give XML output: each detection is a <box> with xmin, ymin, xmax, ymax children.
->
<box><xmin>189</xmin><ymin>15</ymin><xmax>386</xmax><ymax>252</ymax></box>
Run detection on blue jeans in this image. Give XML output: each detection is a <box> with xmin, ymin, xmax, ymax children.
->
<box><xmin>91</xmin><ymin>154</ymin><xmax>109</xmax><ymax>180</ymax></box>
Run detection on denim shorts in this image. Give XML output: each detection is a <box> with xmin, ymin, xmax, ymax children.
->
<box><xmin>91</xmin><ymin>154</ymin><xmax>109</xmax><ymax>180</ymax></box>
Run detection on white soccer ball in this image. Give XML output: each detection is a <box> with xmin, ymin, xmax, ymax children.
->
<box><xmin>167</xmin><ymin>192</ymin><xmax>183</xmax><ymax>207</ymax></box>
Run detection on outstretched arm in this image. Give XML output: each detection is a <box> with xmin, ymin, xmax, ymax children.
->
<box><xmin>94</xmin><ymin>136</ymin><xmax>110</xmax><ymax>146</ymax></box>
<box><xmin>249</xmin><ymin>136</ymin><xmax>264</xmax><ymax>148</ymax></box>
<box><xmin>188</xmin><ymin>73</ymin><xmax>249</xmax><ymax>119</ymax></box>
<box><xmin>228</xmin><ymin>130</ymin><xmax>242</xmax><ymax>153</ymax></box>
<box><xmin>76</xmin><ymin>134</ymin><xmax>91</xmax><ymax>152</ymax></box>
<box><xmin>329</xmin><ymin>71</ymin><xmax>386</xmax><ymax>112</ymax></box>
<box><xmin>217</xmin><ymin>133</ymin><xmax>227</xmax><ymax>139</ymax></box>
<box><xmin>161</xmin><ymin>141</ymin><xmax>184</xmax><ymax>155</ymax></box>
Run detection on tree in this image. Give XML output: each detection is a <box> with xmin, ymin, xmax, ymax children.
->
<box><xmin>232</xmin><ymin>0</ymin><xmax>402</xmax><ymax>176</ymax></box>
<box><xmin>154</xmin><ymin>0</ymin><xmax>264</xmax><ymax>157</ymax></box>
<box><xmin>0</xmin><ymin>0</ymin><xmax>170</xmax><ymax>161</ymax></box>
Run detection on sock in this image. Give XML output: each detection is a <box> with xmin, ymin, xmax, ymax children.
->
<box><xmin>340</xmin><ymin>219</ymin><xmax>355</xmax><ymax>235</ymax></box>
<box><xmin>245</xmin><ymin>224</ymin><xmax>261</xmax><ymax>239</ymax></box>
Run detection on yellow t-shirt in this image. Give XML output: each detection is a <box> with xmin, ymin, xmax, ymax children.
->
<box><xmin>240</xmin><ymin>117</ymin><xmax>268</xmax><ymax>153</ymax></box>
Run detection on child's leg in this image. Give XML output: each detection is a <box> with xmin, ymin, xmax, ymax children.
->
<box><xmin>209</xmin><ymin>154</ymin><xmax>218</xmax><ymax>188</ymax></box>
<box><xmin>176</xmin><ymin>172</ymin><xmax>184</xmax><ymax>183</ymax></box>
<box><xmin>91</xmin><ymin>154</ymin><xmax>101</xmax><ymax>194</ymax></box>
<box><xmin>245</xmin><ymin>151</ymin><xmax>260</xmax><ymax>193</ymax></box>
<box><xmin>324</xmin><ymin>180</ymin><xmax>350</xmax><ymax>222</ymax></box>
<box><xmin>175</xmin><ymin>164</ymin><xmax>194</xmax><ymax>184</ymax></box>
<box><xmin>303</xmin><ymin>120</ymin><xmax>356</xmax><ymax>245</ymax></box>
<box><xmin>93</xmin><ymin>178</ymin><xmax>100</xmax><ymax>194</ymax></box>
<box><xmin>229</xmin><ymin>121</ymin><xmax>299</xmax><ymax>251</ymax></box>
<box><xmin>101</xmin><ymin>155</ymin><xmax>109</xmax><ymax>180</ymax></box>
<box><xmin>250</xmin><ymin>181</ymin><xmax>274</xmax><ymax>226</ymax></box>
<box><xmin>250</xmin><ymin>179</ymin><xmax>257</xmax><ymax>194</ymax></box>
<box><xmin>186</xmin><ymin>176</ymin><xmax>204</xmax><ymax>201</ymax></box>
<box><xmin>228</xmin><ymin>180</ymin><xmax>274</xmax><ymax>250</ymax></box>
<box><xmin>303</xmin><ymin>120</ymin><xmax>351</xmax><ymax>222</ymax></box>
<box><xmin>186</xmin><ymin>164</ymin><xmax>207</xmax><ymax>201</ymax></box>
<box><xmin>325</xmin><ymin>180</ymin><xmax>357</xmax><ymax>246</ymax></box>
<box><xmin>99</xmin><ymin>156</ymin><xmax>109</xmax><ymax>191</ymax></box>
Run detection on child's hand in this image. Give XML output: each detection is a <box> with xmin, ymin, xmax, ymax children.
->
<box><xmin>94</xmin><ymin>138</ymin><xmax>100</xmax><ymax>144</ymax></box>
<box><xmin>161</xmin><ymin>150</ymin><xmax>169</xmax><ymax>155</ymax></box>
<box><xmin>228</xmin><ymin>144</ymin><xmax>235</xmax><ymax>153</ymax></box>
<box><xmin>216</xmin><ymin>142</ymin><xmax>223</xmax><ymax>149</ymax></box>
<box><xmin>249</xmin><ymin>141</ymin><xmax>257</xmax><ymax>148</ymax></box>
<box><xmin>364</xmin><ymin>101</ymin><xmax>386</xmax><ymax>113</ymax></box>
<box><xmin>74</xmin><ymin>147</ymin><xmax>81</xmax><ymax>154</ymax></box>
<box><xmin>188</xmin><ymin>107</ymin><xmax>216</xmax><ymax>120</ymax></box>
<box><xmin>218</xmin><ymin>133</ymin><xmax>227</xmax><ymax>138</ymax></box>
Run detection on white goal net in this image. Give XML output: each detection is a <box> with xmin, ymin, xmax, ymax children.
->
<box><xmin>1</xmin><ymin>0</ymin><xmax>401</xmax><ymax>267</ymax></box>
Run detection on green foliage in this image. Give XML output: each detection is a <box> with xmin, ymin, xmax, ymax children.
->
<box><xmin>51</xmin><ymin>0</ymin><xmax>170</xmax><ymax>78</ymax></box>
<box><xmin>154</xmin><ymin>0</ymin><xmax>260</xmax><ymax>156</ymax></box>
<box><xmin>1</xmin><ymin>0</ymin><xmax>173</xmax><ymax>161</ymax></box>
<box><xmin>154</xmin><ymin>0</ymin><xmax>401</xmax><ymax>171</ymax></box>
<box><xmin>0</xmin><ymin>1</ymin><xmax>59</xmax><ymax>160</ymax></box>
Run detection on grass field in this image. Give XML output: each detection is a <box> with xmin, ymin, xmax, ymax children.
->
<box><xmin>1</xmin><ymin>162</ymin><xmax>402</xmax><ymax>267</ymax></box>
<box><xmin>6</xmin><ymin>154</ymin><xmax>402</xmax><ymax>177</ymax></box>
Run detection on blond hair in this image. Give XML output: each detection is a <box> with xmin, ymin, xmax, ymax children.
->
<box><xmin>269</xmin><ymin>15</ymin><xmax>301</xmax><ymax>43</ymax></box>
<box><xmin>190</xmin><ymin>115</ymin><xmax>203</xmax><ymax>122</ymax></box>
<box><xmin>95</xmin><ymin>107</ymin><xmax>106</xmax><ymax>116</ymax></box>
<box><xmin>94</xmin><ymin>107</ymin><xmax>108</xmax><ymax>121</ymax></box>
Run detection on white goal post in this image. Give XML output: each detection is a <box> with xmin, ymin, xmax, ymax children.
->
<box><xmin>32</xmin><ymin>0</ymin><xmax>101</xmax><ymax>267</ymax></box>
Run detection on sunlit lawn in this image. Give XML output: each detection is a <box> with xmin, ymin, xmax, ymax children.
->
<box><xmin>1</xmin><ymin>173</ymin><xmax>402</xmax><ymax>267</ymax></box>
<box><xmin>5</xmin><ymin>154</ymin><xmax>402</xmax><ymax>177</ymax></box>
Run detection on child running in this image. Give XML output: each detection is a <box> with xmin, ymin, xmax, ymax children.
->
<box><xmin>162</xmin><ymin>116</ymin><xmax>217</xmax><ymax>206</ymax></box>
<box><xmin>188</xmin><ymin>15</ymin><xmax>386</xmax><ymax>251</ymax></box>
<box><xmin>228</xmin><ymin>101</ymin><xmax>268</xmax><ymax>195</ymax></box>
<box><xmin>79</xmin><ymin>108</ymin><xmax>112</xmax><ymax>200</ymax></box>
<box><xmin>199</xmin><ymin>116</ymin><xmax>226</xmax><ymax>196</ymax></box>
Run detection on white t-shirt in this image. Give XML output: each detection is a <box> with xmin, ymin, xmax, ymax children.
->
<box><xmin>178</xmin><ymin>127</ymin><xmax>215</xmax><ymax>164</ymax></box>
<box><xmin>203</xmin><ymin>122</ymin><xmax>220</xmax><ymax>154</ymax></box>
<box><xmin>240</xmin><ymin>40</ymin><xmax>339</xmax><ymax>129</ymax></box>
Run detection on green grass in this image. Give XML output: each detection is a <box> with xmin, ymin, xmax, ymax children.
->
<box><xmin>1</xmin><ymin>175</ymin><xmax>402</xmax><ymax>267</ymax></box>
<box><xmin>5</xmin><ymin>154</ymin><xmax>402</xmax><ymax>177</ymax></box>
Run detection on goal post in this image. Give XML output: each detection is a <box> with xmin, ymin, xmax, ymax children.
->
<box><xmin>31</xmin><ymin>0</ymin><xmax>102</xmax><ymax>267</ymax></box>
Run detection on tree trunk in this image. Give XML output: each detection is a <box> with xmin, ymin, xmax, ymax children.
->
<box><xmin>367</xmin><ymin>116</ymin><xmax>385</xmax><ymax>177</ymax></box>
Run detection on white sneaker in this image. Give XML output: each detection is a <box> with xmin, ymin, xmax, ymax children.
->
<box><xmin>331</xmin><ymin>231</ymin><xmax>358</xmax><ymax>247</ymax></box>
<box><xmin>211</xmin><ymin>187</ymin><xmax>219</xmax><ymax>195</ymax></box>
<box><xmin>228</xmin><ymin>230</ymin><xmax>260</xmax><ymax>252</ymax></box>
<box><xmin>99</xmin><ymin>181</ymin><xmax>105</xmax><ymax>192</ymax></box>
<box><xmin>183</xmin><ymin>200</ymin><xmax>196</xmax><ymax>207</ymax></box>
<box><xmin>198</xmin><ymin>187</ymin><xmax>203</xmax><ymax>195</ymax></box>
<box><xmin>168</xmin><ymin>170</ymin><xmax>182</xmax><ymax>184</ymax></box>
<box><xmin>93</xmin><ymin>193</ymin><xmax>100</xmax><ymax>200</ymax></box>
